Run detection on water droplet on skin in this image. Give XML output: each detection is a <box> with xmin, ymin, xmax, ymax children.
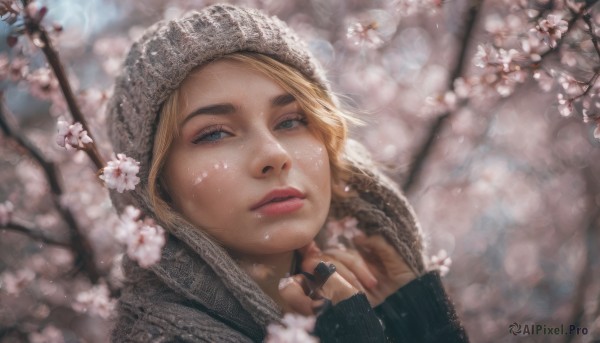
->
<box><xmin>194</xmin><ymin>176</ymin><xmax>203</xmax><ymax>185</ymax></box>
<box><xmin>202</xmin><ymin>171</ymin><xmax>208</xmax><ymax>178</ymax></box>
<box><xmin>223</xmin><ymin>163</ymin><xmax>228</xmax><ymax>169</ymax></box>
<box><xmin>344</xmin><ymin>185</ymin><xmax>351</xmax><ymax>192</ymax></box>
<box><xmin>214</xmin><ymin>163</ymin><xmax>220</xmax><ymax>169</ymax></box>
<box><xmin>264</xmin><ymin>233</ymin><xmax>270</xmax><ymax>240</ymax></box>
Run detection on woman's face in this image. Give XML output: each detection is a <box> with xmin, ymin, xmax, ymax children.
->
<box><xmin>162</xmin><ymin>59</ymin><xmax>332</xmax><ymax>257</ymax></box>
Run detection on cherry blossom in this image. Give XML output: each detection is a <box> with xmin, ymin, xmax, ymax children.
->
<box><xmin>26</xmin><ymin>68</ymin><xmax>60</xmax><ymax>101</ymax></box>
<box><xmin>114</xmin><ymin>206</ymin><xmax>166</xmax><ymax>268</ymax></box>
<box><xmin>72</xmin><ymin>283</ymin><xmax>116</xmax><ymax>319</ymax></box>
<box><xmin>323</xmin><ymin>216</ymin><xmax>362</xmax><ymax>249</ymax></box>
<box><xmin>535</xmin><ymin>14</ymin><xmax>568</xmax><ymax>48</ymax></box>
<box><xmin>430</xmin><ymin>250</ymin><xmax>452</xmax><ymax>277</ymax></box>
<box><xmin>0</xmin><ymin>268</ymin><xmax>35</xmax><ymax>295</ymax></box>
<box><xmin>6</xmin><ymin>57</ymin><xmax>29</xmax><ymax>82</ymax></box>
<box><xmin>557</xmin><ymin>93</ymin><xmax>573</xmax><ymax>117</ymax></box>
<box><xmin>127</xmin><ymin>222</ymin><xmax>166</xmax><ymax>268</ymax></box>
<box><xmin>0</xmin><ymin>200</ymin><xmax>13</xmax><ymax>225</ymax></box>
<box><xmin>99</xmin><ymin>153</ymin><xmax>140</xmax><ymax>193</ymax></box>
<box><xmin>28</xmin><ymin>325</ymin><xmax>64</xmax><ymax>343</ymax></box>
<box><xmin>55</xmin><ymin>119</ymin><xmax>93</xmax><ymax>150</ymax></box>
<box><xmin>346</xmin><ymin>22</ymin><xmax>384</xmax><ymax>49</ymax></box>
<box><xmin>0</xmin><ymin>0</ymin><xmax>18</xmax><ymax>25</ymax></box>
<box><xmin>266</xmin><ymin>313</ymin><xmax>318</xmax><ymax>343</ymax></box>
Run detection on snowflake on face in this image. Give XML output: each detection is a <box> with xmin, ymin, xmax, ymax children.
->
<box><xmin>55</xmin><ymin>119</ymin><xmax>93</xmax><ymax>150</ymax></box>
<box><xmin>99</xmin><ymin>153</ymin><xmax>140</xmax><ymax>193</ymax></box>
<box><xmin>72</xmin><ymin>283</ymin><xmax>116</xmax><ymax>319</ymax></box>
<box><xmin>114</xmin><ymin>206</ymin><xmax>166</xmax><ymax>268</ymax></box>
<box><xmin>266</xmin><ymin>313</ymin><xmax>318</xmax><ymax>343</ymax></box>
<box><xmin>430</xmin><ymin>249</ymin><xmax>452</xmax><ymax>277</ymax></box>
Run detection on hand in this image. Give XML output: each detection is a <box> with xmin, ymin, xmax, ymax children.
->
<box><xmin>324</xmin><ymin>234</ymin><xmax>416</xmax><ymax>307</ymax></box>
<box><xmin>278</xmin><ymin>241</ymin><xmax>359</xmax><ymax>316</ymax></box>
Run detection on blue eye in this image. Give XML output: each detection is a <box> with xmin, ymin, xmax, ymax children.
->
<box><xmin>192</xmin><ymin>125</ymin><xmax>230</xmax><ymax>144</ymax></box>
<box><xmin>276</xmin><ymin>115</ymin><xmax>308</xmax><ymax>130</ymax></box>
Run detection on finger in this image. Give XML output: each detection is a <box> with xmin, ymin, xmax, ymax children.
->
<box><xmin>316</xmin><ymin>271</ymin><xmax>358</xmax><ymax>305</ymax></box>
<box><xmin>324</xmin><ymin>257</ymin><xmax>366</xmax><ymax>293</ymax></box>
<box><xmin>324</xmin><ymin>248</ymin><xmax>378</xmax><ymax>289</ymax></box>
<box><xmin>278</xmin><ymin>275</ymin><xmax>314</xmax><ymax>316</ymax></box>
<box><xmin>354</xmin><ymin>235</ymin><xmax>404</xmax><ymax>273</ymax></box>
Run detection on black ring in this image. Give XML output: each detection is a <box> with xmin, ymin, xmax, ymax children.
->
<box><xmin>313</xmin><ymin>261</ymin><xmax>336</xmax><ymax>288</ymax></box>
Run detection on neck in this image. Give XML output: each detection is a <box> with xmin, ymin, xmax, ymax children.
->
<box><xmin>235</xmin><ymin>250</ymin><xmax>296</xmax><ymax>311</ymax></box>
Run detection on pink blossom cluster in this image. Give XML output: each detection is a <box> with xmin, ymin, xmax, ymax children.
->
<box><xmin>266</xmin><ymin>313</ymin><xmax>318</xmax><ymax>343</ymax></box>
<box><xmin>72</xmin><ymin>283</ymin><xmax>116</xmax><ymax>319</ymax></box>
<box><xmin>323</xmin><ymin>216</ymin><xmax>362</xmax><ymax>250</ymax></box>
<box><xmin>114</xmin><ymin>206</ymin><xmax>166</xmax><ymax>268</ymax></box>
<box><xmin>346</xmin><ymin>22</ymin><xmax>384</xmax><ymax>49</ymax></box>
<box><xmin>0</xmin><ymin>55</ymin><xmax>28</xmax><ymax>82</ymax></box>
<box><xmin>0</xmin><ymin>0</ymin><xmax>18</xmax><ymax>25</ymax></box>
<box><xmin>534</xmin><ymin>14</ymin><xmax>569</xmax><ymax>48</ymax></box>
<box><xmin>28</xmin><ymin>325</ymin><xmax>64</xmax><ymax>343</ymax></box>
<box><xmin>430</xmin><ymin>249</ymin><xmax>452</xmax><ymax>277</ymax></box>
<box><xmin>393</xmin><ymin>0</ymin><xmax>443</xmax><ymax>17</ymax></box>
<box><xmin>0</xmin><ymin>200</ymin><xmax>14</xmax><ymax>225</ymax></box>
<box><xmin>26</xmin><ymin>68</ymin><xmax>61</xmax><ymax>103</ymax></box>
<box><xmin>55</xmin><ymin>119</ymin><xmax>93</xmax><ymax>150</ymax></box>
<box><xmin>99</xmin><ymin>153</ymin><xmax>140</xmax><ymax>193</ymax></box>
<box><xmin>0</xmin><ymin>268</ymin><xmax>35</xmax><ymax>295</ymax></box>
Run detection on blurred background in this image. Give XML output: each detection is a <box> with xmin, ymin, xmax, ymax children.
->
<box><xmin>1</xmin><ymin>0</ymin><xmax>599</xmax><ymax>342</ymax></box>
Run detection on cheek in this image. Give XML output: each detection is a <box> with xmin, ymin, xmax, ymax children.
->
<box><xmin>293</xmin><ymin>142</ymin><xmax>331</xmax><ymax>185</ymax></box>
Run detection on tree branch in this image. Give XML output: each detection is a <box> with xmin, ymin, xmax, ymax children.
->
<box><xmin>563</xmin><ymin>167</ymin><xmax>599</xmax><ymax>343</ymax></box>
<box><xmin>402</xmin><ymin>0</ymin><xmax>483</xmax><ymax>193</ymax></box>
<box><xmin>20</xmin><ymin>0</ymin><xmax>105</xmax><ymax>170</ymax></box>
<box><xmin>1</xmin><ymin>220</ymin><xmax>70</xmax><ymax>247</ymax></box>
<box><xmin>0</xmin><ymin>98</ymin><xmax>101</xmax><ymax>283</ymax></box>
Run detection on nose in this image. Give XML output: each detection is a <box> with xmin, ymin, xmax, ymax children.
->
<box><xmin>250</xmin><ymin>133</ymin><xmax>292</xmax><ymax>178</ymax></box>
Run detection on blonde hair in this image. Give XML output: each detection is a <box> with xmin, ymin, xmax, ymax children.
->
<box><xmin>148</xmin><ymin>52</ymin><xmax>361</xmax><ymax>227</ymax></box>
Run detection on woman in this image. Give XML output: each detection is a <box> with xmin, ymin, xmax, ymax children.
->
<box><xmin>106</xmin><ymin>4</ymin><xmax>469</xmax><ymax>342</ymax></box>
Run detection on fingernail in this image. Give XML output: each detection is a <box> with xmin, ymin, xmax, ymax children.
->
<box><xmin>278</xmin><ymin>277</ymin><xmax>295</xmax><ymax>290</ymax></box>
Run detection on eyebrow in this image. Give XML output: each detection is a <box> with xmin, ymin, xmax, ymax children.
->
<box><xmin>180</xmin><ymin>93</ymin><xmax>297</xmax><ymax>128</ymax></box>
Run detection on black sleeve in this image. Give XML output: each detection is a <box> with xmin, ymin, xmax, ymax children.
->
<box><xmin>374</xmin><ymin>271</ymin><xmax>469</xmax><ymax>343</ymax></box>
<box><xmin>313</xmin><ymin>292</ymin><xmax>386</xmax><ymax>343</ymax></box>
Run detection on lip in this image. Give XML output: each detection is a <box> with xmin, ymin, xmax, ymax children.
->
<box><xmin>250</xmin><ymin>187</ymin><xmax>306</xmax><ymax>215</ymax></box>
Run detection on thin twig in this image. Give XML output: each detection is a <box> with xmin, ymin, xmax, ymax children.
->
<box><xmin>2</xmin><ymin>220</ymin><xmax>70</xmax><ymax>247</ymax></box>
<box><xmin>20</xmin><ymin>0</ymin><xmax>105</xmax><ymax>170</ymax></box>
<box><xmin>0</xmin><ymin>98</ymin><xmax>101</xmax><ymax>283</ymax></box>
<box><xmin>582</xmin><ymin>12</ymin><xmax>600</xmax><ymax>61</ymax></box>
<box><xmin>563</xmin><ymin>167</ymin><xmax>599</xmax><ymax>343</ymax></box>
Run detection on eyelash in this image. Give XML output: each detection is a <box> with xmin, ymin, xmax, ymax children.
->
<box><xmin>191</xmin><ymin>114</ymin><xmax>309</xmax><ymax>145</ymax></box>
